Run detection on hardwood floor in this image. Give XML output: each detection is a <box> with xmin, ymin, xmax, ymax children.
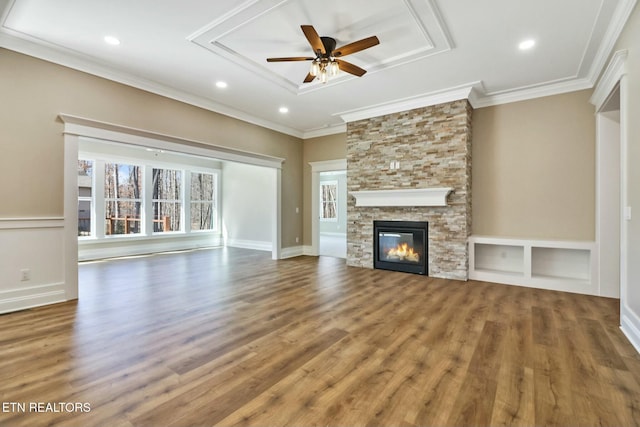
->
<box><xmin>1</xmin><ymin>247</ymin><xmax>639</xmax><ymax>426</ymax></box>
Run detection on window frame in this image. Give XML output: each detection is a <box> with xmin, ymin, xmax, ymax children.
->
<box><xmin>319</xmin><ymin>180</ymin><xmax>339</xmax><ymax>223</ymax></box>
<box><xmin>189</xmin><ymin>171</ymin><xmax>219</xmax><ymax>233</ymax></box>
<box><xmin>103</xmin><ymin>161</ymin><xmax>144</xmax><ymax>236</ymax></box>
<box><xmin>151</xmin><ymin>167</ymin><xmax>184</xmax><ymax>234</ymax></box>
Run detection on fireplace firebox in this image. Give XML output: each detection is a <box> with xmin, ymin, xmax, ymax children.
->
<box><xmin>373</xmin><ymin>221</ymin><xmax>428</xmax><ymax>275</ymax></box>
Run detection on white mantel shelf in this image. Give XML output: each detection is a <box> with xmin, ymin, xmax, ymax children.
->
<box><xmin>351</xmin><ymin>188</ymin><xmax>453</xmax><ymax>207</ymax></box>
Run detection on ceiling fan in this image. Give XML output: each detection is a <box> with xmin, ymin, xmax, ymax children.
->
<box><xmin>266</xmin><ymin>25</ymin><xmax>380</xmax><ymax>84</ymax></box>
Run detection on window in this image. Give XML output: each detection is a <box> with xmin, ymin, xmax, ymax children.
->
<box><xmin>320</xmin><ymin>180</ymin><xmax>338</xmax><ymax>222</ymax></box>
<box><xmin>190</xmin><ymin>172</ymin><xmax>216</xmax><ymax>231</ymax></box>
<box><xmin>77</xmin><ymin>149</ymin><xmax>219</xmax><ymax>241</ymax></box>
<box><xmin>152</xmin><ymin>168</ymin><xmax>182</xmax><ymax>232</ymax></box>
<box><xmin>78</xmin><ymin>160</ymin><xmax>93</xmax><ymax>237</ymax></box>
<box><xmin>104</xmin><ymin>162</ymin><xmax>143</xmax><ymax>235</ymax></box>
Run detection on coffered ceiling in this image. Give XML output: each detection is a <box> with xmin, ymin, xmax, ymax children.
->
<box><xmin>0</xmin><ymin>0</ymin><xmax>635</xmax><ymax>138</ymax></box>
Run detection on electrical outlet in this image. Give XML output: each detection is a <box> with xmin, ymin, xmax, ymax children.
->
<box><xmin>296</xmin><ymin>237</ymin><xmax>299</xmax><ymax>243</ymax></box>
<box><xmin>20</xmin><ymin>269</ymin><xmax>30</xmax><ymax>282</ymax></box>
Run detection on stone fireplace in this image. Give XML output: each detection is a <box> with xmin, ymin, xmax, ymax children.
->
<box><xmin>346</xmin><ymin>99</ymin><xmax>472</xmax><ymax>280</ymax></box>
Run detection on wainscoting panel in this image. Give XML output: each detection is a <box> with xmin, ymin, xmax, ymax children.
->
<box><xmin>0</xmin><ymin>218</ymin><xmax>66</xmax><ymax>313</ymax></box>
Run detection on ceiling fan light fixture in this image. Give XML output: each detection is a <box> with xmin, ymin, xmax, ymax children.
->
<box><xmin>329</xmin><ymin>60</ymin><xmax>340</xmax><ymax>76</ymax></box>
<box><xmin>266</xmin><ymin>25</ymin><xmax>379</xmax><ymax>84</ymax></box>
<box><xmin>320</xmin><ymin>69</ymin><xmax>328</xmax><ymax>84</ymax></box>
<box><xmin>310</xmin><ymin>61</ymin><xmax>320</xmax><ymax>76</ymax></box>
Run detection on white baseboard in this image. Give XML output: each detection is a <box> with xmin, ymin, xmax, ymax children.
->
<box><xmin>303</xmin><ymin>245</ymin><xmax>314</xmax><ymax>256</ymax></box>
<box><xmin>0</xmin><ymin>283</ymin><xmax>66</xmax><ymax>314</ymax></box>
<box><xmin>0</xmin><ymin>218</ymin><xmax>67</xmax><ymax>313</ymax></box>
<box><xmin>225</xmin><ymin>238</ymin><xmax>272</xmax><ymax>252</ymax></box>
<box><xmin>621</xmin><ymin>303</ymin><xmax>640</xmax><ymax>354</ymax></box>
<box><xmin>320</xmin><ymin>232</ymin><xmax>347</xmax><ymax>237</ymax></box>
<box><xmin>79</xmin><ymin>235</ymin><xmax>223</xmax><ymax>261</ymax></box>
<box><xmin>280</xmin><ymin>246</ymin><xmax>304</xmax><ymax>259</ymax></box>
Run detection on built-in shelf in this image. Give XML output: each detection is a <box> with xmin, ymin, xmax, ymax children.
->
<box><xmin>469</xmin><ymin>236</ymin><xmax>598</xmax><ymax>295</ymax></box>
<box><xmin>350</xmin><ymin>188</ymin><xmax>453</xmax><ymax>207</ymax></box>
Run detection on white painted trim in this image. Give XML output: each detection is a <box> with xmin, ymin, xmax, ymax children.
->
<box><xmin>621</xmin><ymin>305</ymin><xmax>640</xmax><ymax>354</ymax></box>
<box><xmin>302</xmin><ymin>245</ymin><xmax>314</xmax><ymax>256</ymax></box>
<box><xmin>302</xmin><ymin>124</ymin><xmax>347</xmax><ymax>139</ymax></box>
<box><xmin>63</xmin><ymin>133</ymin><xmax>79</xmax><ymax>301</ymax></box>
<box><xmin>320</xmin><ymin>232</ymin><xmax>347</xmax><ymax>238</ymax></box>
<box><xmin>310</xmin><ymin>159</ymin><xmax>347</xmax><ymax>171</ymax></box>
<box><xmin>280</xmin><ymin>246</ymin><xmax>304</xmax><ymax>259</ymax></box>
<box><xmin>272</xmin><ymin>168</ymin><xmax>282</xmax><ymax>260</ymax></box>
<box><xmin>309</xmin><ymin>159</ymin><xmax>347</xmax><ymax>257</ymax></box>
<box><xmin>351</xmin><ymin>188</ymin><xmax>453</xmax><ymax>207</ymax></box>
<box><xmin>78</xmin><ymin>236</ymin><xmax>223</xmax><ymax>261</ymax></box>
<box><xmin>586</xmin><ymin>0</ymin><xmax>637</xmax><ymax>86</ymax></box>
<box><xmin>473</xmin><ymin>77</ymin><xmax>593</xmax><ymax>108</ymax></box>
<box><xmin>619</xmin><ymin>74</ymin><xmax>630</xmax><ymax>333</ymax></box>
<box><xmin>469</xmin><ymin>235</ymin><xmax>599</xmax><ymax>296</ymax></box>
<box><xmin>0</xmin><ymin>283</ymin><xmax>66</xmax><ymax>314</ymax></box>
<box><xmin>594</xmin><ymin>111</ymin><xmax>621</xmax><ymax>298</ymax></box>
<box><xmin>591</xmin><ymin>50</ymin><xmax>628</xmax><ymax>110</ymax></box>
<box><xmin>0</xmin><ymin>217</ymin><xmax>64</xmax><ymax>229</ymax></box>
<box><xmin>226</xmin><ymin>239</ymin><xmax>272</xmax><ymax>252</ymax></box>
<box><xmin>187</xmin><ymin>0</ymin><xmax>452</xmax><ymax>97</ymax></box>
<box><xmin>337</xmin><ymin>83</ymin><xmax>479</xmax><ymax>123</ymax></box>
<box><xmin>59</xmin><ymin>114</ymin><xmax>285</xmax><ymax>169</ymax></box>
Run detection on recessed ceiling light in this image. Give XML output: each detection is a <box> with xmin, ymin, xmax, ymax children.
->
<box><xmin>215</xmin><ymin>81</ymin><xmax>228</xmax><ymax>89</ymax></box>
<box><xmin>104</xmin><ymin>35</ymin><xmax>120</xmax><ymax>46</ymax></box>
<box><xmin>279</xmin><ymin>107</ymin><xmax>289</xmax><ymax>114</ymax></box>
<box><xmin>518</xmin><ymin>39</ymin><xmax>535</xmax><ymax>50</ymax></box>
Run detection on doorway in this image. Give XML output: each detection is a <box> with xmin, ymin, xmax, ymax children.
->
<box><xmin>318</xmin><ymin>170</ymin><xmax>347</xmax><ymax>258</ymax></box>
<box><xmin>596</xmin><ymin>84</ymin><xmax>621</xmax><ymax>298</ymax></box>
<box><xmin>309</xmin><ymin>159</ymin><xmax>347</xmax><ymax>258</ymax></box>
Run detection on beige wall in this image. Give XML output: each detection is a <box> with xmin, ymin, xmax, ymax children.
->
<box><xmin>0</xmin><ymin>49</ymin><xmax>303</xmax><ymax>248</ymax></box>
<box><xmin>300</xmin><ymin>91</ymin><xmax>597</xmax><ymax>244</ymax></box>
<box><xmin>301</xmin><ymin>133</ymin><xmax>346</xmax><ymax>246</ymax></box>
<box><xmin>472</xmin><ymin>90</ymin><xmax>596</xmax><ymax>240</ymax></box>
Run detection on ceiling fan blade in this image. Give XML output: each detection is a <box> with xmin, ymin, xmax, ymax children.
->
<box><xmin>336</xmin><ymin>59</ymin><xmax>366</xmax><ymax>77</ymax></box>
<box><xmin>333</xmin><ymin>36</ymin><xmax>380</xmax><ymax>57</ymax></box>
<box><xmin>301</xmin><ymin>25</ymin><xmax>325</xmax><ymax>55</ymax></box>
<box><xmin>303</xmin><ymin>73</ymin><xmax>316</xmax><ymax>83</ymax></box>
<box><xmin>266</xmin><ymin>57</ymin><xmax>314</xmax><ymax>62</ymax></box>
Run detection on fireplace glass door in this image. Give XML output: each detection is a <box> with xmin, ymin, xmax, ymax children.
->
<box><xmin>374</xmin><ymin>221</ymin><xmax>428</xmax><ymax>275</ymax></box>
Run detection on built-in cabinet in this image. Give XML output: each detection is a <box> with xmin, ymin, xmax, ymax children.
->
<box><xmin>469</xmin><ymin>236</ymin><xmax>597</xmax><ymax>295</ymax></box>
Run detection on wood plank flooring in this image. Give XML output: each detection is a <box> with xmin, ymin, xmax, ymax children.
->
<box><xmin>0</xmin><ymin>247</ymin><xmax>639</xmax><ymax>426</ymax></box>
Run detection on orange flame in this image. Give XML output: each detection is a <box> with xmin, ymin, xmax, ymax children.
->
<box><xmin>386</xmin><ymin>243</ymin><xmax>419</xmax><ymax>262</ymax></box>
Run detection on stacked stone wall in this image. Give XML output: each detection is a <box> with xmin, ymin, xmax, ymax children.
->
<box><xmin>346</xmin><ymin>99</ymin><xmax>472</xmax><ymax>280</ymax></box>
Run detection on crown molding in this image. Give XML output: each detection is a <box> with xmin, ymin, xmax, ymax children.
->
<box><xmin>586</xmin><ymin>0</ymin><xmax>638</xmax><ymax>86</ymax></box>
<box><xmin>336</xmin><ymin>82</ymin><xmax>481</xmax><ymax>123</ymax></box>
<box><xmin>472</xmin><ymin>77</ymin><xmax>594</xmax><ymax>108</ymax></box>
<box><xmin>302</xmin><ymin>124</ymin><xmax>347</xmax><ymax>139</ymax></box>
<box><xmin>590</xmin><ymin>49</ymin><xmax>628</xmax><ymax>110</ymax></box>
